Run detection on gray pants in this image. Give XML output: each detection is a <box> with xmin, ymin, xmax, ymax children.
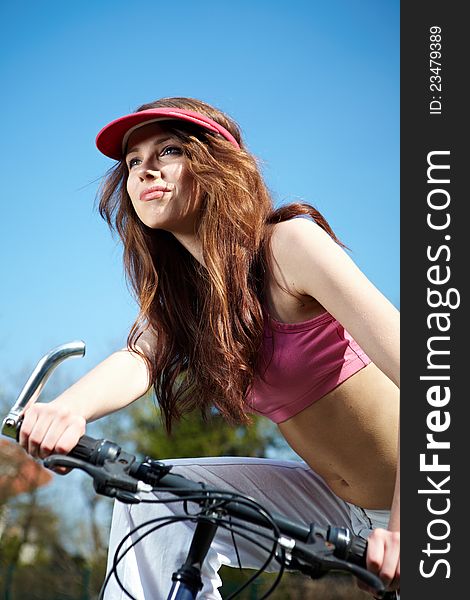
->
<box><xmin>104</xmin><ymin>457</ymin><xmax>389</xmax><ymax>599</ymax></box>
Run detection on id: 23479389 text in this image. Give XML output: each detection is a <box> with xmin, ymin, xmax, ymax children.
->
<box><xmin>429</xmin><ymin>26</ymin><xmax>443</xmax><ymax>115</ymax></box>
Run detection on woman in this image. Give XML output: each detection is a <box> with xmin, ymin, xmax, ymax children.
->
<box><xmin>19</xmin><ymin>97</ymin><xmax>399</xmax><ymax>598</ymax></box>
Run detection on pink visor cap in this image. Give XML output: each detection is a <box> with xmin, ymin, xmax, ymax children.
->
<box><xmin>95</xmin><ymin>107</ymin><xmax>241</xmax><ymax>160</ymax></box>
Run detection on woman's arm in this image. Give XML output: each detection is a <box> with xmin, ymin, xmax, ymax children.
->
<box><xmin>19</xmin><ymin>346</ymin><xmax>151</xmax><ymax>458</ymax></box>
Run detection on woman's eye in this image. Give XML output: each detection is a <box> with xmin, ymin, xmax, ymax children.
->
<box><xmin>127</xmin><ymin>146</ymin><xmax>181</xmax><ymax>169</ymax></box>
<box><xmin>128</xmin><ymin>157</ymin><xmax>141</xmax><ymax>169</ymax></box>
<box><xmin>161</xmin><ymin>146</ymin><xmax>182</xmax><ymax>157</ymax></box>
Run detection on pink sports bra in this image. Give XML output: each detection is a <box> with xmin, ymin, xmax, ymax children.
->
<box><xmin>246</xmin><ymin>310</ymin><xmax>371</xmax><ymax>423</ymax></box>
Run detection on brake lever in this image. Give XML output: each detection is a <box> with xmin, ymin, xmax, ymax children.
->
<box><xmin>290</xmin><ymin>539</ymin><xmax>384</xmax><ymax>594</ymax></box>
<box><xmin>43</xmin><ymin>454</ymin><xmax>152</xmax><ymax>504</ymax></box>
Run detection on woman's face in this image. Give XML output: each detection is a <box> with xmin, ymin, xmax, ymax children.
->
<box><xmin>125</xmin><ymin>123</ymin><xmax>199</xmax><ymax>234</ymax></box>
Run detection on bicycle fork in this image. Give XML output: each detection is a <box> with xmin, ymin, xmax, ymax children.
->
<box><xmin>167</xmin><ymin>517</ymin><xmax>219</xmax><ymax>600</ymax></box>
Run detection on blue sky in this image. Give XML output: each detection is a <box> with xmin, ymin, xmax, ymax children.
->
<box><xmin>0</xmin><ymin>0</ymin><xmax>399</xmax><ymax>390</ymax></box>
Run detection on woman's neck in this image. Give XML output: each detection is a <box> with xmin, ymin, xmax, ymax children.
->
<box><xmin>172</xmin><ymin>231</ymin><xmax>206</xmax><ymax>267</ymax></box>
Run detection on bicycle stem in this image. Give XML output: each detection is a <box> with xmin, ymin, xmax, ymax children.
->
<box><xmin>1</xmin><ymin>340</ymin><xmax>86</xmax><ymax>439</ymax></box>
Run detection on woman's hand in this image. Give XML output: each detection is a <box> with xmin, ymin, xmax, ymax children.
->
<box><xmin>19</xmin><ymin>401</ymin><xmax>86</xmax><ymax>473</ymax></box>
<box><xmin>357</xmin><ymin>527</ymin><xmax>400</xmax><ymax>596</ymax></box>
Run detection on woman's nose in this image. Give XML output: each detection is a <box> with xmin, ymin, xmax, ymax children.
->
<box><xmin>138</xmin><ymin>164</ymin><xmax>161</xmax><ymax>181</ymax></box>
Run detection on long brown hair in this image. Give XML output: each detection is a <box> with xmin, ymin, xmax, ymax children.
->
<box><xmin>98</xmin><ymin>97</ymin><xmax>344</xmax><ymax>433</ymax></box>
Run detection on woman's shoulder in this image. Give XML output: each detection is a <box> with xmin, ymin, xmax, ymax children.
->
<box><xmin>269</xmin><ymin>215</ymin><xmax>332</xmax><ymax>243</ymax></box>
<box><xmin>268</xmin><ymin>217</ymin><xmax>337</xmax><ymax>275</ymax></box>
<box><xmin>267</xmin><ymin>215</ymin><xmax>361</xmax><ymax>305</ymax></box>
<box><xmin>264</xmin><ymin>218</ymin><xmax>326</xmax><ymax>302</ymax></box>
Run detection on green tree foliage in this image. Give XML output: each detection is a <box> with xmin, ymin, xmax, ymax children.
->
<box><xmin>0</xmin><ymin>493</ymin><xmax>107</xmax><ymax>600</ymax></box>
<box><xmin>124</xmin><ymin>393</ymin><xmax>281</xmax><ymax>460</ymax></box>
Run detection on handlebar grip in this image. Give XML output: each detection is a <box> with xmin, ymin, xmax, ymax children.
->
<box><xmin>346</xmin><ymin>535</ymin><xmax>367</xmax><ymax>566</ymax></box>
<box><xmin>14</xmin><ymin>417</ymin><xmax>120</xmax><ymax>467</ymax></box>
<box><xmin>69</xmin><ymin>435</ymin><xmax>121</xmax><ymax>466</ymax></box>
<box><xmin>327</xmin><ymin>525</ymin><xmax>367</xmax><ymax>567</ymax></box>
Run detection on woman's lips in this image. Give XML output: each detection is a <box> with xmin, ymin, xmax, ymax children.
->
<box><xmin>140</xmin><ymin>186</ymin><xmax>171</xmax><ymax>201</ymax></box>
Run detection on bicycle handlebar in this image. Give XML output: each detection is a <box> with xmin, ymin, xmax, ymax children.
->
<box><xmin>64</xmin><ymin>434</ymin><xmax>369</xmax><ymax>558</ymax></box>
<box><xmin>52</xmin><ymin>434</ymin><xmax>379</xmax><ymax>585</ymax></box>
<box><xmin>1</xmin><ymin>341</ymin><xmax>387</xmax><ymax>597</ymax></box>
<box><xmin>42</xmin><ymin>438</ymin><xmax>383</xmax><ymax>595</ymax></box>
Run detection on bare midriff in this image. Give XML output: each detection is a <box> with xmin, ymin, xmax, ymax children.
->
<box><xmin>278</xmin><ymin>362</ymin><xmax>399</xmax><ymax>509</ymax></box>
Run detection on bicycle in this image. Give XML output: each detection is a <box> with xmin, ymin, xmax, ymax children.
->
<box><xmin>2</xmin><ymin>342</ymin><xmax>396</xmax><ymax>599</ymax></box>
